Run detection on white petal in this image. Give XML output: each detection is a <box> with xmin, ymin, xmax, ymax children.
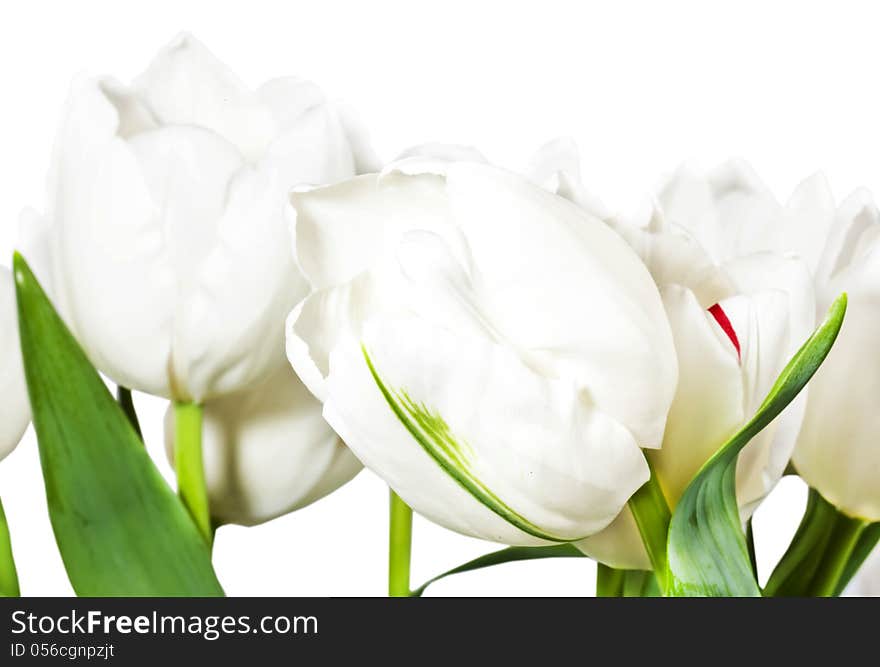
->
<box><xmin>611</xmin><ymin>201</ymin><xmax>735</xmax><ymax>307</ymax></box>
<box><xmin>290</xmin><ymin>172</ymin><xmax>457</xmax><ymax>290</ymax></box>
<box><xmin>781</xmin><ymin>172</ymin><xmax>836</xmax><ymax>273</ymax></box>
<box><xmin>49</xmin><ymin>78</ymin><xmax>178</xmax><ymax>396</ymax></box>
<box><xmin>0</xmin><ymin>268</ymin><xmax>29</xmax><ymax>461</ymax></box>
<box><xmin>721</xmin><ymin>289</ymin><xmax>794</xmax><ymax>514</ymax></box>
<box><xmin>707</xmin><ymin>159</ymin><xmax>783</xmax><ymax>262</ymax></box>
<box><xmin>132</xmin><ymin>33</ymin><xmax>275</xmax><ymax>160</ymax></box>
<box><xmin>257</xmin><ymin>78</ymin><xmax>376</xmax><ymax>186</ymax></box>
<box><xmin>443</xmin><ymin>162</ymin><xmax>677</xmax><ymax>448</ymax></box>
<box><xmin>794</xmin><ymin>241</ymin><xmax>880</xmax><ymax>521</ymax></box>
<box><xmin>657</xmin><ymin>164</ymin><xmax>724</xmax><ymax>260</ymax></box>
<box><xmin>575</xmin><ymin>507</ymin><xmax>651</xmax><ymax>571</ymax></box>
<box><xmin>165</xmin><ymin>365</ymin><xmax>361</xmax><ymax>526</ymax></box>
<box><xmin>177</xmin><ymin>164</ymin><xmax>309</xmax><ymax>402</ymax></box>
<box><xmin>525</xmin><ymin>137</ymin><xmax>610</xmax><ymax>219</ymax></box>
<box><xmin>324</xmin><ymin>311</ymin><xmax>648</xmax><ymax>544</ymax></box>
<box><xmin>815</xmin><ymin>188</ymin><xmax>880</xmax><ymax>287</ymax></box>
<box><xmin>647</xmin><ymin>286</ymin><xmax>745</xmax><ymax>505</ymax></box>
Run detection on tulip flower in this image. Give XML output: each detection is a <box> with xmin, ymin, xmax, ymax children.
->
<box><xmin>792</xmin><ymin>190</ymin><xmax>880</xmax><ymax>521</ymax></box>
<box><xmin>163</xmin><ymin>365</ymin><xmax>362</xmax><ymax>526</ymax></box>
<box><xmin>532</xmin><ymin>151</ymin><xmax>817</xmax><ymax>568</ymax></box>
<box><xmin>286</xmin><ymin>155</ymin><xmax>678</xmax><ymax>545</ymax></box>
<box><xmin>28</xmin><ymin>33</ymin><xmax>377</xmax><ymax>402</ymax></box>
<box><xmin>0</xmin><ymin>266</ymin><xmax>29</xmax><ymax>462</ymax></box>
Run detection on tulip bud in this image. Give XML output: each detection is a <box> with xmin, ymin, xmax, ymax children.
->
<box><xmin>25</xmin><ymin>33</ymin><xmax>377</xmax><ymax>402</ymax></box>
<box><xmin>286</xmin><ymin>155</ymin><xmax>678</xmax><ymax>545</ymax></box>
<box><xmin>164</xmin><ymin>365</ymin><xmax>362</xmax><ymax>526</ymax></box>
<box><xmin>0</xmin><ymin>267</ymin><xmax>29</xmax><ymax>461</ymax></box>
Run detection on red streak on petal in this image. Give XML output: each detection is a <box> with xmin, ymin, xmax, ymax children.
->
<box><xmin>708</xmin><ymin>303</ymin><xmax>741</xmax><ymax>361</ymax></box>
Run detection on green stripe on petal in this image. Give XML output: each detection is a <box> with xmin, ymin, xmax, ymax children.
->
<box><xmin>362</xmin><ymin>345</ymin><xmax>573</xmax><ymax>543</ymax></box>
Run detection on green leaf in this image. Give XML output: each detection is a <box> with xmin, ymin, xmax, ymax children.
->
<box><xmin>13</xmin><ymin>252</ymin><xmax>224</xmax><ymax>596</ymax></box>
<box><xmin>411</xmin><ymin>544</ymin><xmax>584</xmax><ymax>597</ymax></box>
<box><xmin>763</xmin><ymin>488</ymin><xmax>840</xmax><ymax>596</ymax></box>
<box><xmin>835</xmin><ymin>522</ymin><xmax>880</xmax><ymax>596</ymax></box>
<box><xmin>0</xmin><ymin>497</ymin><xmax>20</xmax><ymax>597</ymax></box>
<box><xmin>667</xmin><ymin>293</ymin><xmax>847</xmax><ymax>597</ymax></box>
<box><xmin>627</xmin><ymin>460</ymin><xmax>671</xmax><ymax>592</ymax></box>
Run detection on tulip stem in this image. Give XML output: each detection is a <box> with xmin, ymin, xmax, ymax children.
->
<box><xmin>596</xmin><ymin>563</ymin><xmax>625</xmax><ymax>597</ymax></box>
<box><xmin>0</xmin><ymin>497</ymin><xmax>20</xmax><ymax>597</ymax></box>
<box><xmin>174</xmin><ymin>402</ymin><xmax>213</xmax><ymax>547</ymax></box>
<box><xmin>628</xmin><ymin>461</ymin><xmax>671</xmax><ymax>594</ymax></box>
<box><xmin>808</xmin><ymin>512</ymin><xmax>868</xmax><ymax>597</ymax></box>
<box><xmin>388</xmin><ymin>489</ymin><xmax>413</xmax><ymax>597</ymax></box>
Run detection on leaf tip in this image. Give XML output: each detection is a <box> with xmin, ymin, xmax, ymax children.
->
<box><xmin>11</xmin><ymin>250</ymin><xmax>28</xmax><ymax>288</ymax></box>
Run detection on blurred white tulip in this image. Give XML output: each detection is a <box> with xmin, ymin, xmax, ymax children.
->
<box><xmin>286</xmin><ymin>154</ymin><xmax>678</xmax><ymax>545</ymax></box>
<box><xmin>0</xmin><ymin>267</ymin><xmax>29</xmax><ymax>462</ymax></box>
<box><xmin>22</xmin><ymin>32</ymin><xmax>377</xmax><ymax>402</ymax></box>
<box><xmin>164</xmin><ymin>365</ymin><xmax>362</xmax><ymax>526</ymax></box>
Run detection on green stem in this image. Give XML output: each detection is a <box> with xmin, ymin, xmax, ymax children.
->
<box><xmin>116</xmin><ymin>386</ymin><xmax>142</xmax><ymax>440</ymax></box>
<box><xmin>0</xmin><ymin>497</ymin><xmax>20</xmax><ymax>597</ymax></box>
<box><xmin>745</xmin><ymin>519</ymin><xmax>758</xmax><ymax>579</ymax></box>
<box><xmin>627</xmin><ymin>461</ymin><xmax>671</xmax><ymax>594</ymax></box>
<box><xmin>808</xmin><ymin>513</ymin><xmax>868</xmax><ymax>597</ymax></box>
<box><xmin>763</xmin><ymin>488</ymin><xmax>837</xmax><ymax>596</ymax></box>
<box><xmin>834</xmin><ymin>522</ymin><xmax>880</xmax><ymax>596</ymax></box>
<box><xmin>388</xmin><ymin>489</ymin><xmax>412</xmax><ymax>597</ymax></box>
<box><xmin>174</xmin><ymin>402</ymin><xmax>212</xmax><ymax>546</ymax></box>
<box><xmin>596</xmin><ymin>563</ymin><xmax>625</xmax><ymax>597</ymax></box>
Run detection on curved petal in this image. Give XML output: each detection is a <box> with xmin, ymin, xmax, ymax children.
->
<box><xmin>524</xmin><ymin>137</ymin><xmax>609</xmax><ymax>219</ymax></box>
<box><xmin>258</xmin><ymin>77</ymin><xmax>377</xmax><ymax>185</ymax></box>
<box><xmin>657</xmin><ymin>164</ymin><xmax>724</xmax><ymax>260</ymax></box>
<box><xmin>325</xmin><ymin>311</ymin><xmax>648</xmax><ymax>544</ymax></box>
<box><xmin>815</xmin><ymin>188</ymin><xmax>880</xmax><ymax>287</ymax></box>
<box><xmin>794</xmin><ymin>243</ymin><xmax>880</xmax><ymax>521</ymax></box>
<box><xmin>611</xmin><ymin>201</ymin><xmax>735</xmax><ymax>307</ymax></box>
<box><xmin>442</xmin><ymin>162</ymin><xmax>677</xmax><ymax>448</ymax></box>
<box><xmin>646</xmin><ymin>286</ymin><xmax>745</xmax><ymax>506</ymax></box>
<box><xmin>177</xmin><ymin>163</ymin><xmax>309</xmax><ymax>402</ymax></box>
<box><xmin>132</xmin><ymin>33</ymin><xmax>276</xmax><ymax>160</ymax></box>
<box><xmin>780</xmin><ymin>172</ymin><xmax>836</xmax><ymax>274</ymax></box>
<box><xmin>290</xmin><ymin>172</ymin><xmax>458</xmax><ymax>290</ymax></box>
<box><xmin>721</xmin><ymin>289</ymin><xmax>793</xmax><ymax>514</ymax></box>
<box><xmin>49</xmin><ymin>77</ymin><xmax>178</xmax><ymax>396</ymax></box>
<box><xmin>165</xmin><ymin>365</ymin><xmax>361</xmax><ymax>526</ymax></box>
<box><xmin>0</xmin><ymin>268</ymin><xmax>29</xmax><ymax>462</ymax></box>
<box><xmin>575</xmin><ymin>507</ymin><xmax>651</xmax><ymax>571</ymax></box>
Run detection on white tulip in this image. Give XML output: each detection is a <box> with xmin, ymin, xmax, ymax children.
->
<box><xmin>0</xmin><ymin>267</ymin><xmax>29</xmax><ymax>462</ymax></box>
<box><xmin>542</xmin><ymin>154</ymin><xmax>818</xmax><ymax>568</ymax></box>
<box><xmin>163</xmin><ymin>365</ymin><xmax>362</xmax><ymax>526</ymax></box>
<box><xmin>793</xmin><ymin>190</ymin><xmax>880</xmax><ymax>521</ymax></box>
<box><xmin>286</xmin><ymin>155</ymin><xmax>678</xmax><ymax>545</ymax></box>
<box><xmin>29</xmin><ymin>33</ymin><xmax>377</xmax><ymax>402</ymax></box>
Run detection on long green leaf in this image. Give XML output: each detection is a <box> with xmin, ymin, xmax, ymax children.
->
<box><xmin>13</xmin><ymin>252</ymin><xmax>223</xmax><ymax>596</ymax></box>
<box><xmin>763</xmin><ymin>488</ymin><xmax>839</xmax><ymax>596</ymax></box>
<box><xmin>667</xmin><ymin>293</ymin><xmax>847</xmax><ymax>597</ymax></box>
<box><xmin>835</xmin><ymin>522</ymin><xmax>880</xmax><ymax>596</ymax></box>
<box><xmin>411</xmin><ymin>544</ymin><xmax>584</xmax><ymax>597</ymax></box>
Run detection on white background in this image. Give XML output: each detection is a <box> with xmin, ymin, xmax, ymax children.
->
<box><xmin>1</xmin><ymin>0</ymin><xmax>876</xmax><ymax>596</ymax></box>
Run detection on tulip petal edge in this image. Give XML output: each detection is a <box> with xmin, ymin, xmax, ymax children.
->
<box><xmin>362</xmin><ymin>344</ymin><xmax>574</xmax><ymax>543</ymax></box>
